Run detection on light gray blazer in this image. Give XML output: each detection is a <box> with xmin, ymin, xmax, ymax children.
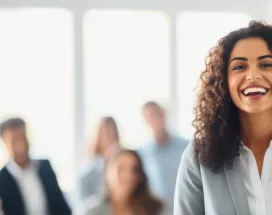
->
<box><xmin>79</xmin><ymin>157</ymin><xmax>105</xmax><ymax>200</ymax></box>
<box><xmin>174</xmin><ymin>142</ymin><xmax>251</xmax><ymax>215</ymax></box>
<box><xmin>84</xmin><ymin>200</ymin><xmax>170</xmax><ymax>215</ymax></box>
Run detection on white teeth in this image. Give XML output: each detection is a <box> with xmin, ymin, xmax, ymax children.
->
<box><xmin>243</xmin><ymin>87</ymin><xmax>268</xmax><ymax>95</ymax></box>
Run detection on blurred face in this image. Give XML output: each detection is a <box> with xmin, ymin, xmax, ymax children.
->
<box><xmin>99</xmin><ymin>122</ymin><xmax>118</xmax><ymax>153</ymax></box>
<box><xmin>2</xmin><ymin>127</ymin><xmax>29</xmax><ymax>165</ymax></box>
<box><xmin>143</xmin><ymin>106</ymin><xmax>165</xmax><ymax>134</ymax></box>
<box><xmin>106</xmin><ymin>152</ymin><xmax>141</xmax><ymax>198</ymax></box>
<box><xmin>228</xmin><ymin>37</ymin><xmax>272</xmax><ymax>114</ymax></box>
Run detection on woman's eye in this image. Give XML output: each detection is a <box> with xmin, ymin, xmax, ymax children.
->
<box><xmin>261</xmin><ymin>63</ymin><xmax>272</xmax><ymax>68</ymax></box>
<box><xmin>233</xmin><ymin>65</ymin><xmax>245</xmax><ymax>71</ymax></box>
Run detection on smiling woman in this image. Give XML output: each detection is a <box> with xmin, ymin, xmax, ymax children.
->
<box><xmin>174</xmin><ymin>21</ymin><xmax>272</xmax><ymax>215</ymax></box>
<box><xmin>228</xmin><ymin>38</ymin><xmax>272</xmax><ymax>115</ymax></box>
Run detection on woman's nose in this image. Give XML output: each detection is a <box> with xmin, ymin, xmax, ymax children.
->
<box><xmin>246</xmin><ymin>67</ymin><xmax>261</xmax><ymax>81</ymax></box>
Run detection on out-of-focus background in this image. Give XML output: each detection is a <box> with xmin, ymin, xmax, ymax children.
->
<box><xmin>0</xmin><ymin>0</ymin><xmax>271</xmax><ymax>212</ymax></box>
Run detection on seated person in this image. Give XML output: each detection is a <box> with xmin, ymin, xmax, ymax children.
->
<box><xmin>84</xmin><ymin>149</ymin><xmax>169</xmax><ymax>215</ymax></box>
<box><xmin>0</xmin><ymin>117</ymin><xmax>71</xmax><ymax>215</ymax></box>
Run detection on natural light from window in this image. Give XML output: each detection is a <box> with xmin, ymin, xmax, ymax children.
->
<box><xmin>0</xmin><ymin>8</ymin><xmax>74</xmax><ymax>192</ymax></box>
<box><xmin>84</xmin><ymin>10</ymin><xmax>171</xmax><ymax>149</ymax></box>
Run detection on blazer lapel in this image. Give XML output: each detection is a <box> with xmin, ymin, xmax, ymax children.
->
<box><xmin>2</xmin><ymin>167</ymin><xmax>26</xmax><ymax>215</ymax></box>
<box><xmin>224</xmin><ymin>158</ymin><xmax>250</xmax><ymax>215</ymax></box>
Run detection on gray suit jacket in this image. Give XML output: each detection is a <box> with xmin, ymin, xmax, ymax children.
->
<box><xmin>174</xmin><ymin>142</ymin><xmax>251</xmax><ymax>215</ymax></box>
<box><xmin>85</xmin><ymin>200</ymin><xmax>170</xmax><ymax>215</ymax></box>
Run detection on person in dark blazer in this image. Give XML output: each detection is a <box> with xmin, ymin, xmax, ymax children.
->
<box><xmin>0</xmin><ymin>117</ymin><xmax>71</xmax><ymax>215</ymax></box>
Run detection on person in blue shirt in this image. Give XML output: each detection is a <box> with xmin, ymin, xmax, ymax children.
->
<box><xmin>138</xmin><ymin>101</ymin><xmax>188</xmax><ymax>214</ymax></box>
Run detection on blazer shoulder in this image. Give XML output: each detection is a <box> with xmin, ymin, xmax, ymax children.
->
<box><xmin>177</xmin><ymin>141</ymin><xmax>202</xmax><ymax>178</ymax></box>
<box><xmin>84</xmin><ymin>200</ymin><xmax>110</xmax><ymax>215</ymax></box>
<box><xmin>36</xmin><ymin>159</ymin><xmax>52</xmax><ymax>168</ymax></box>
<box><xmin>0</xmin><ymin>166</ymin><xmax>8</xmax><ymax>182</ymax></box>
<box><xmin>181</xmin><ymin>141</ymin><xmax>198</xmax><ymax>161</ymax></box>
<box><xmin>36</xmin><ymin>159</ymin><xmax>50</xmax><ymax>165</ymax></box>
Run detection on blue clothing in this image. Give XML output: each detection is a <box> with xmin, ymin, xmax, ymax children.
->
<box><xmin>79</xmin><ymin>156</ymin><xmax>105</xmax><ymax>200</ymax></box>
<box><xmin>138</xmin><ymin>135</ymin><xmax>188</xmax><ymax>213</ymax></box>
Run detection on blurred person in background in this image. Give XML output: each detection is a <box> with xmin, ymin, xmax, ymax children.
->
<box><xmin>0</xmin><ymin>117</ymin><xmax>71</xmax><ymax>215</ymax></box>
<box><xmin>80</xmin><ymin>116</ymin><xmax>121</xmax><ymax>201</ymax></box>
<box><xmin>138</xmin><ymin>101</ymin><xmax>188</xmax><ymax>213</ymax></box>
<box><xmin>84</xmin><ymin>149</ymin><xmax>169</xmax><ymax>215</ymax></box>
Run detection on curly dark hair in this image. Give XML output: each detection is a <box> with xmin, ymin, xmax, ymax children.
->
<box><xmin>193</xmin><ymin>21</ymin><xmax>272</xmax><ymax>171</ymax></box>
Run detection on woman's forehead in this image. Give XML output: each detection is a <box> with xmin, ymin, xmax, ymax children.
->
<box><xmin>230</xmin><ymin>37</ymin><xmax>271</xmax><ymax>61</ymax></box>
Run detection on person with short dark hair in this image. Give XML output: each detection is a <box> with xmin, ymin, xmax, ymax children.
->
<box><xmin>0</xmin><ymin>117</ymin><xmax>71</xmax><ymax>215</ymax></box>
<box><xmin>174</xmin><ymin>21</ymin><xmax>272</xmax><ymax>215</ymax></box>
<box><xmin>139</xmin><ymin>101</ymin><xmax>188</xmax><ymax>214</ymax></box>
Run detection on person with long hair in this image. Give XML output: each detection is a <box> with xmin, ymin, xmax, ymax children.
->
<box><xmin>85</xmin><ymin>149</ymin><xmax>169</xmax><ymax>215</ymax></box>
<box><xmin>80</xmin><ymin>116</ymin><xmax>121</xmax><ymax>200</ymax></box>
<box><xmin>174</xmin><ymin>21</ymin><xmax>272</xmax><ymax>215</ymax></box>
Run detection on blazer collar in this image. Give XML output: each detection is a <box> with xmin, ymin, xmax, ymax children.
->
<box><xmin>6</xmin><ymin>159</ymin><xmax>39</xmax><ymax>181</ymax></box>
<box><xmin>224</xmin><ymin>157</ymin><xmax>250</xmax><ymax>215</ymax></box>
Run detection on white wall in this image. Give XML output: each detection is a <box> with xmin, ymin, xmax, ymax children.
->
<box><xmin>0</xmin><ymin>0</ymin><xmax>267</xmax><ymax>16</ymax></box>
<box><xmin>267</xmin><ymin>0</ymin><xmax>272</xmax><ymax>22</ymax></box>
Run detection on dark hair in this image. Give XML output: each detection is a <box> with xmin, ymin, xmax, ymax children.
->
<box><xmin>105</xmin><ymin>149</ymin><xmax>164</xmax><ymax>215</ymax></box>
<box><xmin>193</xmin><ymin>21</ymin><xmax>272</xmax><ymax>170</ymax></box>
<box><xmin>0</xmin><ymin>118</ymin><xmax>26</xmax><ymax>136</ymax></box>
<box><xmin>143</xmin><ymin>101</ymin><xmax>162</xmax><ymax>112</ymax></box>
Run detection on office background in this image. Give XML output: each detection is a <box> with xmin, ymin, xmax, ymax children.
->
<box><xmin>0</xmin><ymin>0</ymin><xmax>271</xmax><ymax>208</ymax></box>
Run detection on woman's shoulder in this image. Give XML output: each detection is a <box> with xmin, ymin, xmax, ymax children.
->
<box><xmin>180</xmin><ymin>141</ymin><xmax>199</xmax><ymax>164</ymax></box>
<box><xmin>158</xmin><ymin>206</ymin><xmax>170</xmax><ymax>215</ymax></box>
<box><xmin>84</xmin><ymin>200</ymin><xmax>110</xmax><ymax>215</ymax></box>
<box><xmin>176</xmin><ymin>141</ymin><xmax>203</xmax><ymax>179</ymax></box>
<box><xmin>80</xmin><ymin>156</ymin><xmax>105</xmax><ymax>177</ymax></box>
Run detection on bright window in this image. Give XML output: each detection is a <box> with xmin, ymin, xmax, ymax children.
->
<box><xmin>0</xmin><ymin>8</ymin><xmax>74</xmax><ymax>192</ymax></box>
<box><xmin>177</xmin><ymin>12</ymin><xmax>251</xmax><ymax>139</ymax></box>
<box><xmin>84</xmin><ymin>10</ymin><xmax>170</xmax><ymax>148</ymax></box>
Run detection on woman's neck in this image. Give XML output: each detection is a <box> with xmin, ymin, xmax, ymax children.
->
<box><xmin>154</xmin><ymin>130</ymin><xmax>169</xmax><ymax>145</ymax></box>
<box><xmin>111</xmin><ymin>195</ymin><xmax>132</xmax><ymax>215</ymax></box>
<box><xmin>239</xmin><ymin>109</ymin><xmax>272</xmax><ymax>151</ymax></box>
<box><xmin>101</xmin><ymin>143</ymin><xmax>119</xmax><ymax>159</ymax></box>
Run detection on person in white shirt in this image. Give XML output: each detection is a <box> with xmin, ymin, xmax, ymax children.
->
<box><xmin>0</xmin><ymin>117</ymin><xmax>71</xmax><ymax>215</ymax></box>
<box><xmin>174</xmin><ymin>21</ymin><xmax>272</xmax><ymax>215</ymax></box>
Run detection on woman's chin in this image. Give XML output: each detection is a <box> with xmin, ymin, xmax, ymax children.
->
<box><xmin>238</xmin><ymin>106</ymin><xmax>272</xmax><ymax>115</ymax></box>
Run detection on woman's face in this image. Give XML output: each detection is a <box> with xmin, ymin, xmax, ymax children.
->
<box><xmin>228</xmin><ymin>37</ymin><xmax>272</xmax><ymax>114</ymax></box>
<box><xmin>99</xmin><ymin>122</ymin><xmax>118</xmax><ymax>151</ymax></box>
<box><xmin>106</xmin><ymin>152</ymin><xmax>141</xmax><ymax>198</ymax></box>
